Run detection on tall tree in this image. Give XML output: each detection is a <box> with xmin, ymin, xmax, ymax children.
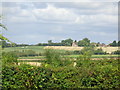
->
<box><xmin>109</xmin><ymin>40</ymin><xmax>117</xmax><ymax>46</ymax></box>
<box><xmin>78</xmin><ymin>38</ymin><xmax>90</xmax><ymax>46</ymax></box>
<box><xmin>48</xmin><ymin>40</ymin><xmax>52</xmax><ymax>44</ymax></box>
<box><xmin>61</xmin><ymin>38</ymin><xmax>73</xmax><ymax>46</ymax></box>
<box><xmin>118</xmin><ymin>41</ymin><xmax>120</xmax><ymax>46</ymax></box>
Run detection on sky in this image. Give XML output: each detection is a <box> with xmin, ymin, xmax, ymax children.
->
<box><xmin>1</xmin><ymin>1</ymin><xmax>118</xmax><ymax>44</ymax></box>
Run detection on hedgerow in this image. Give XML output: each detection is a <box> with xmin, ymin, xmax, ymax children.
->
<box><xmin>2</xmin><ymin>50</ymin><xmax>120</xmax><ymax>89</ymax></box>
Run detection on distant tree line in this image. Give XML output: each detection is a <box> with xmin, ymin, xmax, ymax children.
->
<box><xmin>36</xmin><ymin>38</ymin><xmax>120</xmax><ymax>47</ymax></box>
<box><xmin>0</xmin><ymin>41</ymin><xmax>29</xmax><ymax>48</ymax></box>
<box><xmin>109</xmin><ymin>40</ymin><xmax>120</xmax><ymax>47</ymax></box>
<box><xmin>0</xmin><ymin>38</ymin><xmax>120</xmax><ymax>48</ymax></box>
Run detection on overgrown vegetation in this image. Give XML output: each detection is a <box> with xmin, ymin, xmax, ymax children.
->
<box><xmin>2</xmin><ymin>50</ymin><xmax>43</xmax><ymax>57</ymax></box>
<box><xmin>2</xmin><ymin>52</ymin><xmax>18</xmax><ymax>65</ymax></box>
<box><xmin>73</xmin><ymin>47</ymin><xmax>106</xmax><ymax>55</ymax></box>
<box><xmin>44</xmin><ymin>49</ymin><xmax>72</xmax><ymax>67</ymax></box>
<box><xmin>2</xmin><ymin>49</ymin><xmax>120</xmax><ymax>89</ymax></box>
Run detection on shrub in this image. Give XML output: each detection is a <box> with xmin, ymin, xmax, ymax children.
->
<box><xmin>112</xmin><ymin>50</ymin><xmax>120</xmax><ymax>55</ymax></box>
<box><xmin>73</xmin><ymin>50</ymin><xmax>81</xmax><ymax>55</ymax></box>
<box><xmin>2</xmin><ymin>59</ymin><xmax>120</xmax><ymax>89</ymax></box>
<box><xmin>2</xmin><ymin>64</ymin><xmax>50</xmax><ymax>89</ymax></box>
<box><xmin>94</xmin><ymin>48</ymin><xmax>106</xmax><ymax>55</ymax></box>
<box><xmin>76</xmin><ymin>51</ymin><xmax>92</xmax><ymax>67</ymax></box>
<box><xmin>6</xmin><ymin>50</ymin><xmax>40</xmax><ymax>57</ymax></box>
<box><xmin>2</xmin><ymin>52</ymin><xmax>18</xmax><ymax>65</ymax></box>
<box><xmin>44</xmin><ymin>49</ymin><xmax>72</xmax><ymax>67</ymax></box>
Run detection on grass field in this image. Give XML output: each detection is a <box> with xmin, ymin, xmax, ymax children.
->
<box><xmin>2</xmin><ymin>46</ymin><xmax>119</xmax><ymax>53</ymax></box>
<box><xmin>2</xmin><ymin>46</ymin><xmax>119</xmax><ymax>60</ymax></box>
<box><xmin>2</xmin><ymin>46</ymin><xmax>45</xmax><ymax>53</ymax></box>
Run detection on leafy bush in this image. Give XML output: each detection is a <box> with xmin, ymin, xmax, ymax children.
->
<box><xmin>2</xmin><ymin>59</ymin><xmax>119</xmax><ymax>89</ymax></box>
<box><xmin>76</xmin><ymin>51</ymin><xmax>92</xmax><ymax>67</ymax></box>
<box><xmin>80</xmin><ymin>46</ymin><xmax>94</xmax><ymax>55</ymax></box>
<box><xmin>5</xmin><ymin>50</ymin><xmax>41</xmax><ymax>57</ymax></box>
<box><xmin>73</xmin><ymin>48</ymin><xmax>106</xmax><ymax>55</ymax></box>
<box><xmin>2</xmin><ymin>64</ymin><xmax>50</xmax><ymax>89</ymax></box>
<box><xmin>44</xmin><ymin>49</ymin><xmax>72</xmax><ymax>67</ymax></box>
<box><xmin>2</xmin><ymin>52</ymin><xmax>18</xmax><ymax>65</ymax></box>
<box><xmin>112</xmin><ymin>50</ymin><xmax>120</xmax><ymax>55</ymax></box>
<box><xmin>73</xmin><ymin>50</ymin><xmax>81</xmax><ymax>55</ymax></box>
<box><xmin>94</xmin><ymin>48</ymin><xmax>106</xmax><ymax>55</ymax></box>
<box><xmin>2</xmin><ymin>50</ymin><xmax>120</xmax><ymax>89</ymax></box>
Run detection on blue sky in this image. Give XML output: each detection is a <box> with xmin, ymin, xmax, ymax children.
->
<box><xmin>1</xmin><ymin>1</ymin><xmax>118</xmax><ymax>44</ymax></box>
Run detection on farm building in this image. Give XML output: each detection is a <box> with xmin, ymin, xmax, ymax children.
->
<box><xmin>72</xmin><ymin>40</ymin><xmax>78</xmax><ymax>47</ymax></box>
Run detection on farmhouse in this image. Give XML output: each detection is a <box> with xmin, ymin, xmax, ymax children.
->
<box><xmin>72</xmin><ymin>40</ymin><xmax>78</xmax><ymax>47</ymax></box>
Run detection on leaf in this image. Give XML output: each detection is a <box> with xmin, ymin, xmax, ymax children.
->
<box><xmin>0</xmin><ymin>23</ymin><xmax>7</xmax><ymax>30</ymax></box>
<box><xmin>0</xmin><ymin>34</ymin><xmax>10</xmax><ymax>42</ymax></box>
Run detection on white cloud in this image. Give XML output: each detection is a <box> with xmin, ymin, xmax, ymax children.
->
<box><xmin>2</xmin><ymin>2</ymin><xmax>118</xmax><ymax>44</ymax></box>
<box><xmin>32</xmin><ymin>4</ymin><xmax>77</xmax><ymax>23</ymax></box>
<box><xmin>75</xmin><ymin>14</ymin><xmax>117</xmax><ymax>26</ymax></box>
<box><xmin>2</xmin><ymin>0</ymin><xmax>120</xmax><ymax>2</ymax></box>
<box><xmin>88</xmin><ymin>31</ymin><xmax>118</xmax><ymax>37</ymax></box>
<box><xmin>3</xmin><ymin>2</ymin><xmax>118</xmax><ymax>26</ymax></box>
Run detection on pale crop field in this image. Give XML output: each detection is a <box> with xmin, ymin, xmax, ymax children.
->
<box><xmin>44</xmin><ymin>46</ymin><xmax>84</xmax><ymax>51</ymax></box>
<box><xmin>96</xmin><ymin>47</ymin><xmax>119</xmax><ymax>54</ymax></box>
<box><xmin>44</xmin><ymin>46</ymin><xmax>119</xmax><ymax>54</ymax></box>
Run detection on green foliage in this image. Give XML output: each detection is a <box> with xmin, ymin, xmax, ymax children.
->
<box><xmin>2</xmin><ymin>64</ymin><xmax>50</xmax><ymax>89</ymax></box>
<box><xmin>44</xmin><ymin>49</ymin><xmax>72</xmax><ymax>67</ymax></box>
<box><xmin>0</xmin><ymin>40</ymin><xmax>12</xmax><ymax>48</ymax></box>
<box><xmin>1</xmin><ymin>47</ymin><xmax>120</xmax><ymax>89</ymax></box>
<box><xmin>94</xmin><ymin>48</ymin><xmax>106</xmax><ymax>55</ymax></box>
<box><xmin>61</xmin><ymin>38</ymin><xmax>73</xmax><ymax>46</ymax></box>
<box><xmin>78</xmin><ymin>38</ymin><xmax>90</xmax><ymax>46</ymax></box>
<box><xmin>81</xmin><ymin>46</ymin><xmax>94</xmax><ymax>55</ymax></box>
<box><xmin>0</xmin><ymin>16</ymin><xmax>10</xmax><ymax>42</ymax></box>
<box><xmin>3</xmin><ymin>50</ymin><xmax>41</xmax><ymax>57</ymax></box>
<box><xmin>109</xmin><ymin>40</ymin><xmax>119</xmax><ymax>47</ymax></box>
<box><xmin>2</xmin><ymin>52</ymin><xmax>18</xmax><ymax>65</ymax></box>
<box><xmin>74</xmin><ymin>47</ymin><xmax>106</xmax><ymax>55</ymax></box>
<box><xmin>76</xmin><ymin>51</ymin><xmax>92</xmax><ymax>67</ymax></box>
<box><xmin>112</xmin><ymin>50</ymin><xmax>120</xmax><ymax>55</ymax></box>
<box><xmin>2</xmin><ymin>59</ymin><xmax>119</xmax><ymax>89</ymax></box>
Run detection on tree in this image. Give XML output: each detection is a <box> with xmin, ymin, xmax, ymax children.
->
<box><xmin>96</xmin><ymin>42</ymin><xmax>100</xmax><ymax>47</ymax></box>
<box><xmin>48</xmin><ymin>40</ymin><xmax>52</xmax><ymax>44</ymax></box>
<box><xmin>91</xmin><ymin>42</ymin><xmax>97</xmax><ymax>47</ymax></box>
<box><xmin>113</xmin><ymin>50</ymin><xmax>120</xmax><ymax>54</ymax></box>
<box><xmin>80</xmin><ymin>46</ymin><xmax>94</xmax><ymax>55</ymax></box>
<box><xmin>0</xmin><ymin>40</ymin><xmax>8</xmax><ymax>48</ymax></box>
<box><xmin>48</xmin><ymin>40</ymin><xmax>52</xmax><ymax>46</ymax></box>
<box><xmin>118</xmin><ymin>41</ymin><xmax>120</xmax><ymax>46</ymax></box>
<box><xmin>109</xmin><ymin>40</ymin><xmax>117</xmax><ymax>46</ymax></box>
<box><xmin>61</xmin><ymin>38</ymin><xmax>73</xmax><ymax>46</ymax></box>
<box><xmin>78</xmin><ymin>38</ymin><xmax>90</xmax><ymax>46</ymax></box>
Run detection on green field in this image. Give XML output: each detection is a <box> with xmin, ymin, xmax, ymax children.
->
<box><xmin>2</xmin><ymin>46</ymin><xmax>119</xmax><ymax>60</ymax></box>
<box><xmin>2</xmin><ymin>46</ymin><xmax>45</xmax><ymax>53</ymax></box>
